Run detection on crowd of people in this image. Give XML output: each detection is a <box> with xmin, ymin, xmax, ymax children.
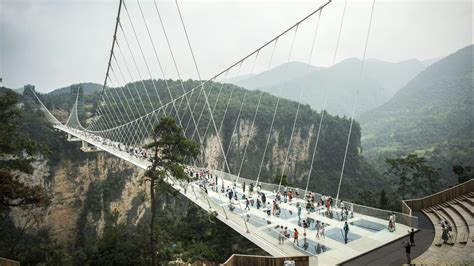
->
<box><xmin>66</xmin><ymin>128</ymin><xmax>403</xmax><ymax>252</ymax></box>
<box><xmin>66</xmin><ymin>126</ymin><xmax>150</xmax><ymax>159</ymax></box>
<box><xmin>186</xmin><ymin>169</ymin><xmax>368</xmax><ymax>248</ymax></box>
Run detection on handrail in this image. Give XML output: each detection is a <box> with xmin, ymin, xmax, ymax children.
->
<box><xmin>403</xmin><ymin>179</ymin><xmax>474</xmax><ymax>212</ymax></box>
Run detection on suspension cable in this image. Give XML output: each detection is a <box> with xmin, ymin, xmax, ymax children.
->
<box><xmin>175</xmin><ymin>0</ymin><xmax>231</xmax><ymax>173</ymax></box>
<box><xmin>153</xmin><ymin>0</ymin><xmax>203</xmax><ymax>143</ymax></box>
<box><xmin>255</xmin><ymin>24</ymin><xmax>299</xmax><ymax>187</ymax></box>
<box><xmin>236</xmin><ymin>39</ymin><xmax>279</xmax><ymax>181</ymax></box>
<box><xmin>336</xmin><ymin>0</ymin><xmax>376</xmax><ymax>204</ymax></box>
<box><xmin>305</xmin><ymin>0</ymin><xmax>348</xmax><ymax>197</ymax></box>
<box><xmin>278</xmin><ymin>9</ymin><xmax>323</xmax><ymax>192</ymax></box>
<box><xmin>137</xmin><ymin>0</ymin><xmax>184</xmax><ymax>129</ymax></box>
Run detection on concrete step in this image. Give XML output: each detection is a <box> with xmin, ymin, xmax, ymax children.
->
<box><xmin>442</xmin><ymin>207</ymin><xmax>468</xmax><ymax>247</ymax></box>
<box><xmin>454</xmin><ymin>199</ymin><xmax>474</xmax><ymax>217</ymax></box>
<box><xmin>435</xmin><ymin>208</ymin><xmax>458</xmax><ymax>245</ymax></box>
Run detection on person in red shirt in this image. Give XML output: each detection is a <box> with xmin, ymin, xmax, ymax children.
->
<box><xmin>293</xmin><ymin>228</ymin><xmax>299</xmax><ymax>246</ymax></box>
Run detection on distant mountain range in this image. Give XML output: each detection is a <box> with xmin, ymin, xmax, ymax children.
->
<box><xmin>359</xmin><ymin>44</ymin><xmax>473</xmax><ymax>180</ymax></box>
<box><xmin>226</xmin><ymin>58</ymin><xmax>426</xmax><ymax>116</ymax></box>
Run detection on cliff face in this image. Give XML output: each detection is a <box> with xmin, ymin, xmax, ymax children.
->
<box><xmin>202</xmin><ymin>118</ymin><xmax>315</xmax><ymax>183</ymax></box>
<box><xmin>11</xmin><ymin>151</ymin><xmax>147</xmax><ymax>245</ymax></box>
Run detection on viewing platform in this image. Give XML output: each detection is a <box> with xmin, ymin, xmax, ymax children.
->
<box><xmin>56</xmin><ymin>124</ymin><xmax>418</xmax><ymax>265</ymax></box>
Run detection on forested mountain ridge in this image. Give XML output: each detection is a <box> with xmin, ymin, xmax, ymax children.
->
<box><xmin>36</xmin><ymin>79</ymin><xmax>381</xmax><ymax>198</ymax></box>
<box><xmin>359</xmin><ymin>44</ymin><xmax>473</xmax><ymax>181</ymax></box>
<box><xmin>228</xmin><ymin>58</ymin><xmax>425</xmax><ymax>116</ymax></box>
<box><xmin>234</xmin><ymin>61</ymin><xmax>321</xmax><ymax>89</ymax></box>
<box><xmin>1</xmin><ymin>87</ymin><xmax>267</xmax><ymax>264</ymax></box>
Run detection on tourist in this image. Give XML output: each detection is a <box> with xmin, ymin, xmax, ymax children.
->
<box><xmin>408</xmin><ymin>228</ymin><xmax>415</xmax><ymax>246</ymax></box>
<box><xmin>392</xmin><ymin>212</ymin><xmax>397</xmax><ymax>231</ymax></box>
<box><xmin>267</xmin><ymin>202</ymin><xmax>271</xmax><ymax>216</ymax></box>
<box><xmin>256</xmin><ymin>198</ymin><xmax>261</xmax><ymax>209</ymax></box>
<box><xmin>302</xmin><ymin>220</ymin><xmax>308</xmax><ymax>234</ymax></box>
<box><xmin>288</xmin><ymin>190</ymin><xmax>293</xmax><ymax>202</ymax></box>
<box><xmin>279</xmin><ymin>226</ymin><xmax>285</xmax><ymax>244</ymax></box>
<box><xmin>388</xmin><ymin>213</ymin><xmax>395</xmax><ymax>232</ymax></box>
<box><xmin>284</xmin><ymin>226</ymin><xmax>289</xmax><ymax>240</ymax></box>
<box><xmin>261</xmin><ymin>193</ymin><xmax>266</xmax><ymax>207</ymax></box>
<box><xmin>297</xmin><ymin>202</ymin><xmax>302</xmax><ymax>221</ymax></box>
<box><xmin>404</xmin><ymin>239</ymin><xmax>411</xmax><ymax>264</ymax></box>
<box><xmin>228</xmin><ymin>187</ymin><xmax>233</xmax><ymax>202</ymax></box>
<box><xmin>321</xmin><ymin>222</ymin><xmax>326</xmax><ymax>239</ymax></box>
<box><xmin>234</xmin><ymin>189</ymin><xmax>238</xmax><ymax>201</ymax></box>
<box><xmin>245</xmin><ymin>197</ymin><xmax>250</xmax><ymax>211</ymax></box>
<box><xmin>316</xmin><ymin>220</ymin><xmax>321</xmax><ymax>239</ymax></box>
<box><xmin>293</xmin><ymin>228</ymin><xmax>299</xmax><ymax>245</ymax></box>
<box><xmin>343</xmin><ymin>221</ymin><xmax>349</xmax><ymax>244</ymax></box>
<box><xmin>276</xmin><ymin>191</ymin><xmax>281</xmax><ymax>203</ymax></box>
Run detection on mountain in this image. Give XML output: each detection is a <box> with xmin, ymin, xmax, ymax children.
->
<box><xmin>360</xmin><ymin>45</ymin><xmax>473</xmax><ymax>180</ymax></box>
<box><xmin>363</xmin><ymin>58</ymin><xmax>425</xmax><ymax>96</ymax></box>
<box><xmin>234</xmin><ymin>61</ymin><xmax>321</xmax><ymax>90</ymax></box>
<box><xmin>228</xmin><ymin>59</ymin><xmax>425</xmax><ymax>116</ymax></box>
<box><xmin>219</xmin><ymin>74</ymin><xmax>255</xmax><ymax>84</ymax></box>
<box><xmin>39</xmin><ymin>78</ymin><xmax>381</xmax><ymax>199</ymax></box>
<box><xmin>422</xmin><ymin>57</ymin><xmax>443</xmax><ymax>67</ymax></box>
<box><xmin>48</xmin><ymin>82</ymin><xmax>102</xmax><ymax>96</ymax></box>
<box><xmin>40</xmin><ymin>82</ymin><xmax>102</xmax><ymax>111</ymax></box>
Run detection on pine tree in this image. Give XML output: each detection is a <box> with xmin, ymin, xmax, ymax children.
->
<box><xmin>143</xmin><ymin>117</ymin><xmax>199</xmax><ymax>265</ymax></box>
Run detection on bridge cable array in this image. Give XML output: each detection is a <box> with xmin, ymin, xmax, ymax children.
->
<box><xmin>53</xmin><ymin>0</ymin><xmax>378</xmax><ymax>208</ymax></box>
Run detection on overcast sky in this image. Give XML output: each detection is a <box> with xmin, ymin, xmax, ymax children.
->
<box><xmin>1</xmin><ymin>0</ymin><xmax>472</xmax><ymax>93</ymax></box>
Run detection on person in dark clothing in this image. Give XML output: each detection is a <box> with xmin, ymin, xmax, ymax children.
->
<box><xmin>343</xmin><ymin>221</ymin><xmax>349</xmax><ymax>244</ymax></box>
<box><xmin>408</xmin><ymin>228</ymin><xmax>415</xmax><ymax>246</ymax></box>
<box><xmin>404</xmin><ymin>240</ymin><xmax>411</xmax><ymax>264</ymax></box>
<box><xmin>245</xmin><ymin>197</ymin><xmax>250</xmax><ymax>211</ymax></box>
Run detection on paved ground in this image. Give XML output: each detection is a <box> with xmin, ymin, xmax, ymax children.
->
<box><xmin>342</xmin><ymin>211</ymin><xmax>434</xmax><ymax>265</ymax></box>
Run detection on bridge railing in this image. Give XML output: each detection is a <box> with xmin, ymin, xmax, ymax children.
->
<box><xmin>211</xmin><ymin>170</ymin><xmax>418</xmax><ymax>228</ymax></box>
<box><xmin>402</xmin><ymin>179</ymin><xmax>474</xmax><ymax>213</ymax></box>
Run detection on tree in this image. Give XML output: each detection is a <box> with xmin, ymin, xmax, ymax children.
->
<box><xmin>378</xmin><ymin>189</ymin><xmax>389</xmax><ymax>210</ymax></box>
<box><xmin>143</xmin><ymin>117</ymin><xmax>199</xmax><ymax>266</ymax></box>
<box><xmin>273</xmin><ymin>174</ymin><xmax>292</xmax><ymax>187</ymax></box>
<box><xmin>453</xmin><ymin>165</ymin><xmax>473</xmax><ymax>184</ymax></box>
<box><xmin>0</xmin><ymin>90</ymin><xmax>50</xmax><ymax>209</ymax></box>
<box><xmin>385</xmin><ymin>154</ymin><xmax>441</xmax><ymax>199</ymax></box>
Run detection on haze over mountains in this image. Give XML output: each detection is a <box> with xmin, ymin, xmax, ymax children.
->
<box><xmin>227</xmin><ymin>58</ymin><xmax>427</xmax><ymax>116</ymax></box>
<box><xmin>360</xmin><ymin>44</ymin><xmax>473</xmax><ymax>179</ymax></box>
<box><xmin>27</xmin><ymin>45</ymin><xmax>471</xmax><ymax>182</ymax></box>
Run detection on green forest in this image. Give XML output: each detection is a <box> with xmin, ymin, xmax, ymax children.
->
<box><xmin>1</xmin><ymin>45</ymin><xmax>472</xmax><ymax>264</ymax></box>
<box><xmin>39</xmin><ymin>79</ymin><xmax>382</xmax><ymax>199</ymax></box>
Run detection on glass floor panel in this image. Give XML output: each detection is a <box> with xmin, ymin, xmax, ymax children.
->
<box><xmin>350</xmin><ymin>219</ymin><xmax>386</xmax><ymax>232</ymax></box>
<box><xmin>325</xmin><ymin>227</ymin><xmax>362</xmax><ymax>244</ymax></box>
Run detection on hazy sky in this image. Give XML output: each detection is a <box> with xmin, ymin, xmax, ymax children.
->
<box><xmin>1</xmin><ymin>0</ymin><xmax>472</xmax><ymax>93</ymax></box>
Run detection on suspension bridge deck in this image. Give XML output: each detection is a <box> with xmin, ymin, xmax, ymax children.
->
<box><xmin>57</xmin><ymin>124</ymin><xmax>415</xmax><ymax>265</ymax></box>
